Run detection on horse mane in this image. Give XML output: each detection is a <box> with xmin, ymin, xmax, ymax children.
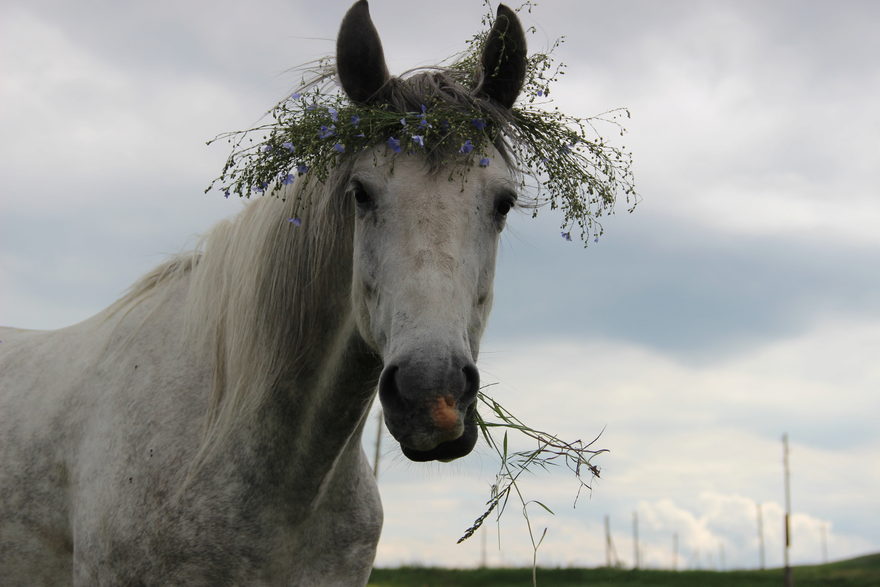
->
<box><xmin>186</xmin><ymin>160</ymin><xmax>356</xmax><ymax>462</ymax></box>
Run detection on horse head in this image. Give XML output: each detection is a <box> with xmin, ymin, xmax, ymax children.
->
<box><xmin>337</xmin><ymin>0</ymin><xmax>527</xmax><ymax>462</ymax></box>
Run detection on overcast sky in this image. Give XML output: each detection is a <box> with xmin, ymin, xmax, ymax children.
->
<box><xmin>2</xmin><ymin>0</ymin><xmax>878</xmax><ymax>571</ymax></box>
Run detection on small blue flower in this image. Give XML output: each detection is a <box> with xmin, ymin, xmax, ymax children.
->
<box><xmin>281</xmin><ymin>174</ymin><xmax>295</xmax><ymax>185</ymax></box>
<box><xmin>282</xmin><ymin>142</ymin><xmax>295</xmax><ymax>152</ymax></box>
<box><xmin>400</xmin><ymin>117</ymin><xmax>408</xmax><ymax>127</ymax></box>
<box><xmin>291</xmin><ymin>92</ymin><xmax>302</xmax><ymax>100</ymax></box>
<box><xmin>537</xmin><ymin>89</ymin><xmax>544</xmax><ymax>97</ymax></box>
<box><xmin>479</xmin><ymin>157</ymin><xmax>490</xmax><ymax>167</ymax></box>
<box><xmin>318</xmin><ymin>125</ymin><xmax>336</xmax><ymax>139</ymax></box>
<box><xmin>420</xmin><ymin>104</ymin><xmax>427</xmax><ymax>114</ymax></box>
<box><xmin>411</xmin><ymin>135</ymin><xmax>425</xmax><ymax>148</ymax></box>
<box><xmin>387</xmin><ymin>136</ymin><xmax>402</xmax><ymax>153</ymax></box>
<box><xmin>419</xmin><ymin>118</ymin><xmax>430</xmax><ymax>128</ymax></box>
<box><xmin>262</xmin><ymin>145</ymin><xmax>273</xmax><ymax>152</ymax></box>
<box><xmin>254</xmin><ymin>182</ymin><xmax>268</xmax><ymax>194</ymax></box>
<box><xmin>327</xmin><ymin>107</ymin><xmax>338</xmax><ymax>122</ymax></box>
<box><xmin>287</xmin><ymin>217</ymin><xmax>302</xmax><ymax>227</ymax></box>
<box><xmin>561</xmin><ymin>231</ymin><xmax>572</xmax><ymax>242</ymax></box>
<box><xmin>297</xmin><ymin>163</ymin><xmax>309</xmax><ymax>175</ymax></box>
<box><xmin>350</xmin><ymin>114</ymin><xmax>361</xmax><ymax>127</ymax></box>
<box><xmin>459</xmin><ymin>139</ymin><xmax>474</xmax><ymax>154</ymax></box>
<box><xmin>472</xmin><ymin>118</ymin><xmax>487</xmax><ymax>130</ymax></box>
<box><xmin>224</xmin><ymin>190</ymin><xmax>230</xmax><ymax>199</ymax></box>
<box><xmin>333</xmin><ymin>143</ymin><xmax>345</xmax><ymax>153</ymax></box>
<box><xmin>593</xmin><ymin>235</ymin><xmax>599</xmax><ymax>243</ymax></box>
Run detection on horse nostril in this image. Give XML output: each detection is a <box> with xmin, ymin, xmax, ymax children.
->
<box><xmin>378</xmin><ymin>364</ymin><xmax>405</xmax><ymax>412</ymax></box>
<box><xmin>461</xmin><ymin>362</ymin><xmax>479</xmax><ymax>405</ymax></box>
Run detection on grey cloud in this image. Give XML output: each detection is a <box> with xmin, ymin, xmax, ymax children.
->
<box><xmin>489</xmin><ymin>210</ymin><xmax>880</xmax><ymax>365</ymax></box>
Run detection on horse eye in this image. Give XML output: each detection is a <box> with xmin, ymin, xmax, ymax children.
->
<box><xmin>495</xmin><ymin>197</ymin><xmax>514</xmax><ymax>217</ymax></box>
<box><xmin>351</xmin><ymin>182</ymin><xmax>373</xmax><ymax>207</ymax></box>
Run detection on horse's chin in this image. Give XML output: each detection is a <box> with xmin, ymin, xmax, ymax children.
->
<box><xmin>400</xmin><ymin>423</ymin><xmax>478</xmax><ymax>463</ymax></box>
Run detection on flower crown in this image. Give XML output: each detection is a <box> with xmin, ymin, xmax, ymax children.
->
<box><xmin>206</xmin><ymin>2</ymin><xmax>637</xmax><ymax>245</ymax></box>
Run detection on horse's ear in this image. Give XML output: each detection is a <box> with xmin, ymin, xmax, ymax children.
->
<box><xmin>476</xmin><ymin>4</ymin><xmax>528</xmax><ymax>109</ymax></box>
<box><xmin>336</xmin><ymin>0</ymin><xmax>390</xmax><ymax>104</ymax></box>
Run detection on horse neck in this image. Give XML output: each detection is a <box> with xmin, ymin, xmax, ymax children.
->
<box><xmin>188</xmin><ymin>179</ymin><xmax>381</xmax><ymax>491</ymax></box>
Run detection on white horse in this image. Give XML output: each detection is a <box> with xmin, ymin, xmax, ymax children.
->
<box><xmin>0</xmin><ymin>1</ymin><xmax>528</xmax><ymax>585</ymax></box>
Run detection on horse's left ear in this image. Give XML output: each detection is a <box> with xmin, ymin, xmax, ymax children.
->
<box><xmin>336</xmin><ymin>0</ymin><xmax>391</xmax><ymax>104</ymax></box>
<box><xmin>476</xmin><ymin>4</ymin><xmax>528</xmax><ymax>109</ymax></box>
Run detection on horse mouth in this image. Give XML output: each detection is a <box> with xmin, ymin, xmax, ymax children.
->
<box><xmin>400</xmin><ymin>420</ymin><xmax>478</xmax><ymax>462</ymax></box>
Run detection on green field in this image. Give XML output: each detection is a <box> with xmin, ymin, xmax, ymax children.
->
<box><xmin>368</xmin><ymin>553</ymin><xmax>880</xmax><ymax>586</ymax></box>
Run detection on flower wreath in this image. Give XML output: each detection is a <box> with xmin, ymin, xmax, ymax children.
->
<box><xmin>206</xmin><ymin>2</ymin><xmax>637</xmax><ymax>245</ymax></box>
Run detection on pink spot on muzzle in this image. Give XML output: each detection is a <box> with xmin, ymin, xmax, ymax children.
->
<box><xmin>431</xmin><ymin>396</ymin><xmax>460</xmax><ymax>431</ymax></box>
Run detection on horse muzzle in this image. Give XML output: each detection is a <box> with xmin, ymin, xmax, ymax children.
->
<box><xmin>378</xmin><ymin>354</ymin><xmax>479</xmax><ymax>462</ymax></box>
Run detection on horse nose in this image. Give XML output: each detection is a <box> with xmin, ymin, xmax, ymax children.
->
<box><xmin>378</xmin><ymin>356</ymin><xmax>479</xmax><ymax>426</ymax></box>
<box><xmin>379</xmin><ymin>358</ymin><xmax>478</xmax><ymax>407</ymax></box>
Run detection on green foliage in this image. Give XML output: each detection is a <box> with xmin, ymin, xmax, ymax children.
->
<box><xmin>206</xmin><ymin>2</ymin><xmax>637</xmax><ymax>245</ymax></box>
<box><xmin>368</xmin><ymin>554</ymin><xmax>880</xmax><ymax>587</ymax></box>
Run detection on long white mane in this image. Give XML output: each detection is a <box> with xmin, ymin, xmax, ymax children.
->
<box><xmin>110</xmin><ymin>160</ymin><xmax>357</xmax><ymax>463</ymax></box>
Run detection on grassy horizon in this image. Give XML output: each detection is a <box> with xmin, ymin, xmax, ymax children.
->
<box><xmin>368</xmin><ymin>552</ymin><xmax>880</xmax><ymax>586</ymax></box>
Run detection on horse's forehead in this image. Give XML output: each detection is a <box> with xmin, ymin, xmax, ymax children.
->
<box><xmin>354</xmin><ymin>147</ymin><xmax>512</xmax><ymax>203</ymax></box>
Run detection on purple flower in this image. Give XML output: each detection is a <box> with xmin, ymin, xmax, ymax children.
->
<box><xmin>333</xmin><ymin>143</ymin><xmax>345</xmax><ymax>153</ymax></box>
<box><xmin>350</xmin><ymin>114</ymin><xmax>361</xmax><ymax>127</ymax></box>
<box><xmin>399</xmin><ymin>117</ymin><xmax>408</xmax><ymax>127</ymax></box>
<box><xmin>561</xmin><ymin>231</ymin><xmax>572</xmax><ymax>242</ymax></box>
<box><xmin>297</xmin><ymin>163</ymin><xmax>309</xmax><ymax>175</ymax></box>
<box><xmin>411</xmin><ymin>135</ymin><xmax>425</xmax><ymax>148</ymax></box>
<box><xmin>479</xmin><ymin>157</ymin><xmax>490</xmax><ymax>167</ymax></box>
<box><xmin>291</xmin><ymin>92</ymin><xmax>302</xmax><ymax>99</ymax></box>
<box><xmin>281</xmin><ymin>174</ymin><xmax>295</xmax><ymax>185</ymax></box>
<box><xmin>224</xmin><ymin>189</ymin><xmax>230</xmax><ymax>199</ymax></box>
<box><xmin>254</xmin><ymin>182</ymin><xmax>268</xmax><ymax>194</ymax></box>
<box><xmin>420</xmin><ymin>104</ymin><xmax>427</xmax><ymax>114</ymax></box>
<box><xmin>537</xmin><ymin>89</ymin><xmax>544</xmax><ymax>97</ymax></box>
<box><xmin>471</xmin><ymin>118</ymin><xmax>487</xmax><ymax>130</ymax></box>
<box><xmin>459</xmin><ymin>139</ymin><xmax>474</xmax><ymax>154</ymax></box>
<box><xmin>419</xmin><ymin>117</ymin><xmax>430</xmax><ymax>128</ymax></box>
<box><xmin>282</xmin><ymin>142</ymin><xmax>295</xmax><ymax>152</ymax></box>
<box><xmin>318</xmin><ymin>125</ymin><xmax>335</xmax><ymax>139</ymax></box>
<box><xmin>287</xmin><ymin>217</ymin><xmax>302</xmax><ymax>227</ymax></box>
<box><xmin>327</xmin><ymin>107</ymin><xmax>338</xmax><ymax>122</ymax></box>
<box><xmin>262</xmin><ymin>145</ymin><xmax>272</xmax><ymax>152</ymax></box>
<box><xmin>387</xmin><ymin>136</ymin><xmax>402</xmax><ymax>153</ymax></box>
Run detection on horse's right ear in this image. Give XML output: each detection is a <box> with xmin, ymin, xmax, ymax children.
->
<box><xmin>476</xmin><ymin>4</ymin><xmax>528</xmax><ymax>109</ymax></box>
<box><xmin>336</xmin><ymin>0</ymin><xmax>390</xmax><ymax>104</ymax></box>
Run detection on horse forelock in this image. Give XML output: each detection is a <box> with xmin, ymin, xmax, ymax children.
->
<box><xmin>374</xmin><ymin>68</ymin><xmax>517</xmax><ymax>170</ymax></box>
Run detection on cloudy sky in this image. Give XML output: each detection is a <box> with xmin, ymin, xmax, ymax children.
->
<box><xmin>2</xmin><ymin>0</ymin><xmax>878</xmax><ymax>571</ymax></box>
